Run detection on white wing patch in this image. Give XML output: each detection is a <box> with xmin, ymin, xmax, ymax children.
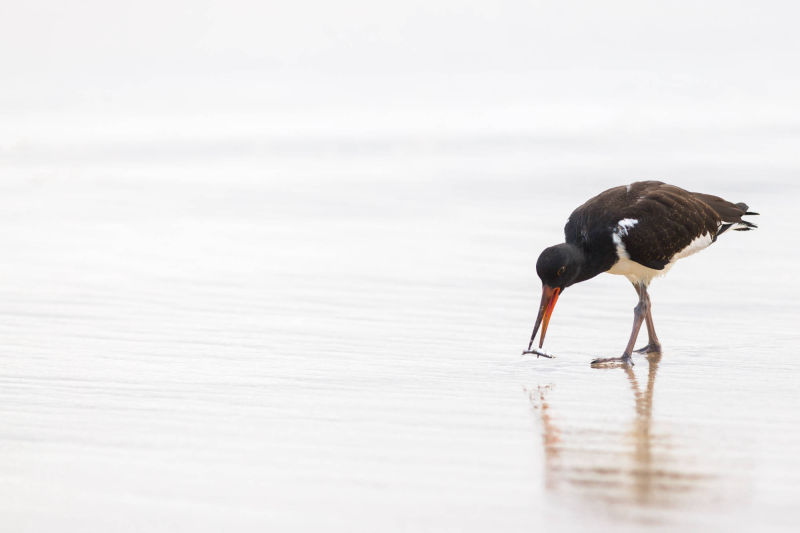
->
<box><xmin>616</xmin><ymin>218</ymin><xmax>638</xmax><ymax>236</ymax></box>
<box><xmin>610</xmin><ymin>219</ymin><xmax>639</xmax><ymax>263</ymax></box>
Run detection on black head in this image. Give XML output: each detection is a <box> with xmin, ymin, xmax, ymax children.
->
<box><xmin>525</xmin><ymin>243</ymin><xmax>585</xmax><ymax>352</ymax></box>
<box><xmin>535</xmin><ymin>243</ymin><xmax>584</xmax><ymax>290</ymax></box>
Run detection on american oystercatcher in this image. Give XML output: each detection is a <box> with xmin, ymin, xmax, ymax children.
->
<box><xmin>523</xmin><ymin>181</ymin><xmax>758</xmax><ymax>366</ymax></box>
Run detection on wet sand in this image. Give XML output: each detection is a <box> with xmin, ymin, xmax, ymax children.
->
<box><xmin>1</xmin><ymin>117</ymin><xmax>799</xmax><ymax>532</ymax></box>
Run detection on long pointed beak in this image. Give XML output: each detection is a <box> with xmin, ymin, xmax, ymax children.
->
<box><xmin>527</xmin><ymin>284</ymin><xmax>561</xmax><ymax>350</ymax></box>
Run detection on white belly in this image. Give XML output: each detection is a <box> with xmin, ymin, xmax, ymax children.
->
<box><xmin>607</xmin><ymin>255</ymin><xmax>671</xmax><ymax>284</ymax></box>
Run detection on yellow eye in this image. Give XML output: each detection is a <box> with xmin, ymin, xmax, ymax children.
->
<box><xmin>557</xmin><ymin>266</ymin><xmax>566</xmax><ymax>276</ymax></box>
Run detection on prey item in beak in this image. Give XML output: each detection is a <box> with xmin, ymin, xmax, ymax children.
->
<box><xmin>526</xmin><ymin>284</ymin><xmax>561</xmax><ymax>351</ymax></box>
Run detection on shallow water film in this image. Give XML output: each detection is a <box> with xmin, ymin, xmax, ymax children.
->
<box><xmin>2</xmin><ymin>125</ymin><xmax>798</xmax><ymax>531</ymax></box>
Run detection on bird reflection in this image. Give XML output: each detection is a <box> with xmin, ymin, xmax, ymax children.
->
<box><xmin>529</xmin><ymin>354</ymin><xmax>717</xmax><ymax>516</ymax></box>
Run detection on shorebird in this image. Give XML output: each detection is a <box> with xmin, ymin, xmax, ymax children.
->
<box><xmin>524</xmin><ymin>181</ymin><xmax>758</xmax><ymax>366</ymax></box>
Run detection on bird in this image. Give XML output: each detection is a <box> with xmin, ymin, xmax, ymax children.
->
<box><xmin>523</xmin><ymin>180</ymin><xmax>758</xmax><ymax>366</ymax></box>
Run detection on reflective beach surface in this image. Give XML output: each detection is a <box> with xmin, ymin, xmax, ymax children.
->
<box><xmin>1</xmin><ymin>107</ymin><xmax>798</xmax><ymax>532</ymax></box>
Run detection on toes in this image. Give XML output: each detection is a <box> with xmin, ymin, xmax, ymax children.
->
<box><xmin>634</xmin><ymin>344</ymin><xmax>662</xmax><ymax>354</ymax></box>
<box><xmin>590</xmin><ymin>356</ymin><xmax>634</xmax><ymax>368</ymax></box>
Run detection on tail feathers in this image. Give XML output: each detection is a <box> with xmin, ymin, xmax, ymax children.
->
<box><xmin>734</xmin><ymin>201</ymin><xmax>759</xmax><ymax>231</ymax></box>
<box><xmin>693</xmin><ymin>194</ymin><xmax>758</xmax><ymax>237</ymax></box>
<box><xmin>718</xmin><ymin>219</ymin><xmax>757</xmax><ymax>237</ymax></box>
<box><xmin>733</xmin><ymin>219</ymin><xmax>758</xmax><ymax>231</ymax></box>
<box><xmin>735</xmin><ymin>202</ymin><xmax>760</xmax><ymax>216</ymax></box>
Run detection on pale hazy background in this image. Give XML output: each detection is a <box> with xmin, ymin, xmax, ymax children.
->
<box><xmin>2</xmin><ymin>2</ymin><xmax>799</xmax><ymax>532</ymax></box>
<box><xmin>4</xmin><ymin>1</ymin><xmax>800</xmax><ymax>154</ymax></box>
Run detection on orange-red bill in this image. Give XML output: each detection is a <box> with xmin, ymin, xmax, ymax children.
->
<box><xmin>526</xmin><ymin>285</ymin><xmax>561</xmax><ymax>351</ymax></box>
<box><xmin>538</xmin><ymin>286</ymin><xmax>560</xmax><ymax>348</ymax></box>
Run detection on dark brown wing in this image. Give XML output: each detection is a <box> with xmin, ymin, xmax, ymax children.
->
<box><xmin>618</xmin><ymin>183</ymin><xmax>722</xmax><ymax>269</ymax></box>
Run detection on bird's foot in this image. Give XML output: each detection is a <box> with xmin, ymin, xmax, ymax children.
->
<box><xmin>522</xmin><ymin>348</ymin><xmax>556</xmax><ymax>359</ymax></box>
<box><xmin>633</xmin><ymin>342</ymin><xmax>662</xmax><ymax>354</ymax></box>
<box><xmin>590</xmin><ymin>354</ymin><xmax>634</xmax><ymax>368</ymax></box>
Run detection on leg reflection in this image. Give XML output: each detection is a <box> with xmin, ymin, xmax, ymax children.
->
<box><xmin>625</xmin><ymin>353</ymin><xmax>660</xmax><ymax>505</ymax></box>
<box><xmin>528</xmin><ymin>353</ymin><xmax>718</xmax><ymax>515</ymax></box>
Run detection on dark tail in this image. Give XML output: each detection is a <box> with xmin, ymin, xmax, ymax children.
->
<box><xmin>693</xmin><ymin>193</ymin><xmax>758</xmax><ymax>235</ymax></box>
<box><xmin>731</xmin><ymin>202</ymin><xmax>759</xmax><ymax>231</ymax></box>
